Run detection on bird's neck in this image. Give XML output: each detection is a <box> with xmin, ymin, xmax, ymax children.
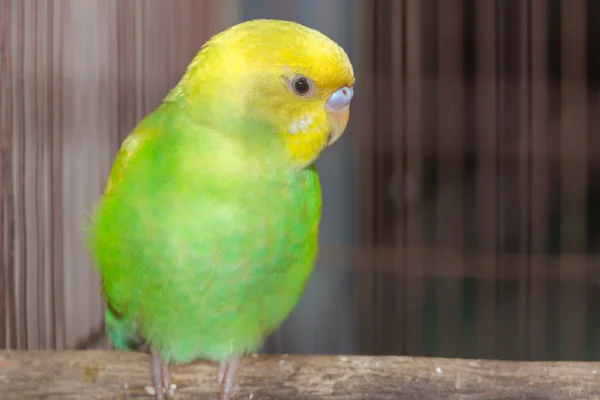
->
<box><xmin>167</xmin><ymin>95</ymin><xmax>324</xmax><ymax>174</ymax></box>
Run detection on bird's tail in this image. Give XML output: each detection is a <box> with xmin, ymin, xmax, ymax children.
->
<box><xmin>105</xmin><ymin>307</ymin><xmax>143</xmax><ymax>351</ymax></box>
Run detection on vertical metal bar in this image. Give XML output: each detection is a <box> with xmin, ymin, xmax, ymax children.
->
<box><xmin>435</xmin><ymin>0</ymin><xmax>464</xmax><ymax>357</ymax></box>
<box><xmin>404</xmin><ymin>0</ymin><xmax>424</xmax><ymax>356</ymax></box>
<box><xmin>373</xmin><ymin>0</ymin><xmax>389</xmax><ymax>355</ymax></box>
<box><xmin>0</xmin><ymin>0</ymin><xmax>13</xmax><ymax>349</ymax></box>
<box><xmin>559</xmin><ymin>0</ymin><xmax>587</xmax><ymax>360</ymax></box>
<box><xmin>516</xmin><ymin>0</ymin><xmax>532</xmax><ymax>359</ymax></box>
<box><xmin>13</xmin><ymin>0</ymin><xmax>28</xmax><ymax>350</ymax></box>
<box><xmin>34</xmin><ymin>0</ymin><xmax>46</xmax><ymax>350</ymax></box>
<box><xmin>355</xmin><ymin>0</ymin><xmax>377</xmax><ymax>355</ymax></box>
<box><xmin>528</xmin><ymin>0</ymin><xmax>549</xmax><ymax>361</ymax></box>
<box><xmin>390</xmin><ymin>0</ymin><xmax>406</xmax><ymax>355</ymax></box>
<box><xmin>475</xmin><ymin>0</ymin><xmax>497</xmax><ymax>359</ymax></box>
<box><xmin>51</xmin><ymin>0</ymin><xmax>66</xmax><ymax>350</ymax></box>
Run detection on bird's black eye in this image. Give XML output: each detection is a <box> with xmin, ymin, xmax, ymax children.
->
<box><xmin>292</xmin><ymin>76</ymin><xmax>311</xmax><ymax>95</ymax></box>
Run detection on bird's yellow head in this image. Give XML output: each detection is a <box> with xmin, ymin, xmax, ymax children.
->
<box><xmin>169</xmin><ymin>19</ymin><xmax>355</xmax><ymax>169</ymax></box>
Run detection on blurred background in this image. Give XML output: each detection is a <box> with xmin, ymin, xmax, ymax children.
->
<box><xmin>1</xmin><ymin>0</ymin><xmax>599</xmax><ymax>362</ymax></box>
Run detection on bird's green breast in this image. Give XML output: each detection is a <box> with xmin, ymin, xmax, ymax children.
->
<box><xmin>89</xmin><ymin>113</ymin><xmax>322</xmax><ymax>363</ymax></box>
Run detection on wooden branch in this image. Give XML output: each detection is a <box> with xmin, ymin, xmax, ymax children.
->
<box><xmin>1</xmin><ymin>351</ymin><xmax>600</xmax><ymax>399</ymax></box>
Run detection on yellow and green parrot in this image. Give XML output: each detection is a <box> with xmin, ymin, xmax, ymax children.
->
<box><xmin>87</xmin><ymin>19</ymin><xmax>354</xmax><ymax>399</ymax></box>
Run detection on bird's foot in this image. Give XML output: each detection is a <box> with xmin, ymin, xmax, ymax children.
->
<box><xmin>150</xmin><ymin>352</ymin><xmax>176</xmax><ymax>399</ymax></box>
<box><xmin>217</xmin><ymin>356</ymin><xmax>240</xmax><ymax>400</ymax></box>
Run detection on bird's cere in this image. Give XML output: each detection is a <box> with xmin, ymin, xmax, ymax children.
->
<box><xmin>326</xmin><ymin>86</ymin><xmax>354</xmax><ymax>111</ymax></box>
<box><xmin>325</xmin><ymin>86</ymin><xmax>353</xmax><ymax>146</ymax></box>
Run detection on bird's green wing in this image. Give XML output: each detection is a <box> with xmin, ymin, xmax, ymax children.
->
<box><xmin>104</xmin><ymin>129</ymin><xmax>153</xmax><ymax>198</ymax></box>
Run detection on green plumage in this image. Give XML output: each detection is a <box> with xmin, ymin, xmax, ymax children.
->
<box><xmin>86</xmin><ymin>20</ymin><xmax>355</xmax><ymax>398</ymax></box>
<box><xmin>87</xmin><ymin>99</ymin><xmax>321</xmax><ymax>364</ymax></box>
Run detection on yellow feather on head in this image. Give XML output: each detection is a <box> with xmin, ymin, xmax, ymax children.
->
<box><xmin>168</xmin><ymin>19</ymin><xmax>355</xmax><ymax>168</ymax></box>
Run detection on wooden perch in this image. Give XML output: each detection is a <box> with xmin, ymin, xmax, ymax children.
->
<box><xmin>1</xmin><ymin>351</ymin><xmax>600</xmax><ymax>399</ymax></box>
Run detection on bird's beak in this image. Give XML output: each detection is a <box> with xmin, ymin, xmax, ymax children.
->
<box><xmin>325</xmin><ymin>86</ymin><xmax>353</xmax><ymax>146</ymax></box>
